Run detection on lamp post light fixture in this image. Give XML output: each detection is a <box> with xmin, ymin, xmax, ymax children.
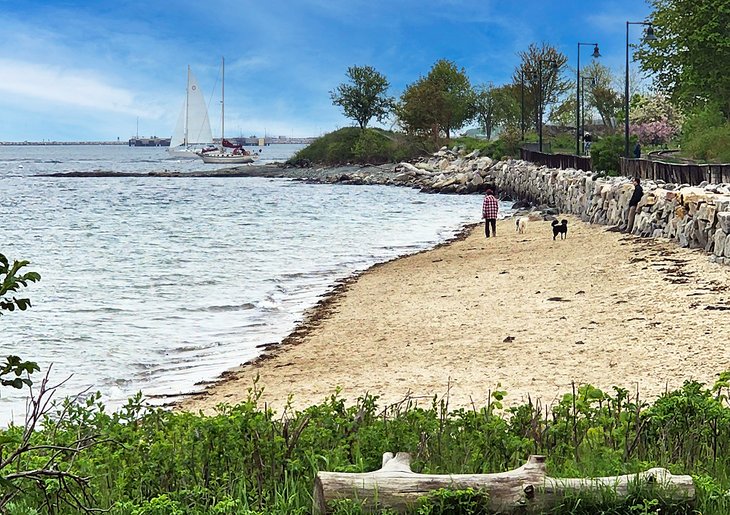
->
<box><xmin>538</xmin><ymin>59</ymin><xmax>559</xmax><ymax>153</ymax></box>
<box><xmin>625</xmin><ymin>21</ymin><xmax>657</xmax><ymax>157</ymax></box>
<box><xmin>581</xmin><ymin>76</ymin><xmax>597</xmax><ymax>154</ymax></box>
<box><xmin>576</xmin><ymin>43</ymin><xmax>600</xmax><ymax>155</ymax></box>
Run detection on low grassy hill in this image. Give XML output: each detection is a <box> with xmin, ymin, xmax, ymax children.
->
<box><xmin>288</xmin><ymin>127</ymin><xmax>429</xmax><ymax>166</ymax></box>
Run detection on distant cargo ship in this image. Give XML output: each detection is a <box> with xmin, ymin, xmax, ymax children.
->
<box><xmin>128</xmin><ymin>137</ymin><xmax>171</xmax><ymax>147</ymax></box>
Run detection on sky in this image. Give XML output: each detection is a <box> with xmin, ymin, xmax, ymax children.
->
<box><xmin>0</xmin><ymin>0</ymin><xmax>653</xmax><ymax>142</ymax></box>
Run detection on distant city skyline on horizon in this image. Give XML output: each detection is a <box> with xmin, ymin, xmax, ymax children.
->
<box><xmin>1</xmin><ymin>0</ymin><xmax>652</xmax><ymax>142</ymax></box>
<box><xmin>0</xmin><ymin>135</ymin><xmax>318</xmax><ymax>145</ymax></box>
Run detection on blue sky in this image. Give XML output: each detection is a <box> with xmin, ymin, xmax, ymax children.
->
<box><xmin>0</xmin><ymin>0</ymin><xmax>653</xmax><ymax>142</ymax></box>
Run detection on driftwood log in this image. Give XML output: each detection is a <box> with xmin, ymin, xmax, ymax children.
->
<box><xmin>313</xmin><ymin>453</ymin><xmax>695</xmax><ymax>514</ymax></box>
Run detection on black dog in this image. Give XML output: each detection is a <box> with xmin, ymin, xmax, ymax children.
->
<box><xmin>552</xmin><ymin>219</ymin><xmax>568</xmax><ymax>240</ymax></box>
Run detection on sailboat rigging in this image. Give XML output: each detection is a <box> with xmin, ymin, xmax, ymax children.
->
<box><xmin>198</xmin><ymin>57</ymin><xmax>258</xmax><ymax>164</ymax></box>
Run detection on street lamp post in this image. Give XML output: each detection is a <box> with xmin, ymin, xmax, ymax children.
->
<box><xmin>538</xmin><ymin>60</ymin><xmax>559</xmax><ymax>153</ymax></box>
<box><xmin>625</xmin><ymin>21</ymin><xmax>657</xmax><ymax>157</ymax></box>
<box><xmin>581</xmin><ymin>76</ymin><xmax>597</xmax><ymax>154</ymax></box>
<box><xmin>520</xmin><ymin>69</ymin><xmax>525</xmax><ymax>140</ymax></box>
<box><xmin>576</xmin><ymin>43</ymin><xmax>600</xmax><ymax>155</ymax></box>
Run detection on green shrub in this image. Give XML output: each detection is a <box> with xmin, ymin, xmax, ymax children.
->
<box><xmin>289</xmin><ymin>127</ymin><xmax>426</xmax><ymax>166</ymax></box>
<box><xmin>548</xmin><ymin>131</ymin><xmax>575</xmax><ymax>153</ymax></box>
<box><xmin>590</xmin><ymin>134</ymin><xmax>636</xmax><ymax>175</ymax></box>
<box><xmin>683</xmin><ymin>126</ymin><xmax>730</xmax><ymax>162</ymax></box>
<box><xmin>452</xmin><ymin>133</ymin><xmax>519</xmax><ymax>160</ymax></box>
<box><xmin>679</xmin><ymin>104</ymin><xmax>730</xmax><ymax>163</ymax></box>
<box><xmin>352</xmin><ymin>129</ymin><xmax>392</xmax><ymax>164</ymax></box>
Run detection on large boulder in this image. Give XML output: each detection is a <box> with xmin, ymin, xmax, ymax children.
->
<box><xmin>717</xmin><ymin>212</ymin><xmax>730</xmax><ymax>234</ymax></box>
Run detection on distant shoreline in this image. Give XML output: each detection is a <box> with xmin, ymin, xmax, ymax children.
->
<box><xmin>0</xmin><ymin>140</ymin><xmax>313</xmax><ymax>146</ymax></box>
<box><xmin>1</xmin><ymin>141</ymin><xmax>128</xmax><ymax>146</ymax></box>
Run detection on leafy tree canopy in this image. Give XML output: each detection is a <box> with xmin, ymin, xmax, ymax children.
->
<box><xmin>630</xmin><ymin>92</ymin><xmax>684</xmax><ymax>145</ymax></box>
<box><xmin>330</xmin><ymin>65</ymin><xmax>394</xmax><ymax>130</ymax></box>
<box><xmin>473</xmin><ymin>84</ymin><xmax>520</xmax><ymax>140</ymax></box>
<box><xmin>512</xmin><ymin>43</ymin><xmax>570</xmax><ymax>127</ymax></box>
<box><xmin>581</xmin><ymin>62</ymin><xmax>624</xmax><ymax>130</ymax></box>
<box><xmin>636</xmin><ymin>0</ymin><xmax>730</xmax><ymax>119</ymax></box>
<box><xmin>397</xmin><ymin>59</ymin><xmax>475</xmax><ymax>141</ymax></box>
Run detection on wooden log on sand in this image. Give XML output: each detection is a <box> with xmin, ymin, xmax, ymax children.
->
<box><xmin>312</xmin><ymin>453</ymin><xmax>695</xmax><ymax>514</ymax></box>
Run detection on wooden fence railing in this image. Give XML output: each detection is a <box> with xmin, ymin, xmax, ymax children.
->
<box><xmin>620</xmin><ymin>158</ymin><xmax>730</xmax><ymax>185</ymax></box>
<box><xmin>519</xmin><ymin>148</ymin><xmax>592</xmax><ymax>171</ymax></box>
<box><xmin>519</xmin><ymin>147</ymin><xmax>730</xmax><ymax>185</ymax></box>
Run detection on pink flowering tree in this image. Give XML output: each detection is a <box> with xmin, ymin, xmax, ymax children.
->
<box><xmin>629</xmin><ymin>93</ymin><xmax>683</xmax><ymax>146</ymax></box>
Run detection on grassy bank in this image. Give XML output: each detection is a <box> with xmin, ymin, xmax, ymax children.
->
<box><xmin>3</xmin><ymin>378</ymin><xmax>730</xmax><ymax>514</ymax></box>
<box><xmin>288</xmin><ymin>127</ymin><xmax>428</xmax><ymax>166</ymax></box>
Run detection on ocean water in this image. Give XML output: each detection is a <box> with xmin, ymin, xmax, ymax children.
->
<box><xmin>0</xmin><ymin>145</ymin><xmax>506</xmax><ymax>425</ymax></box>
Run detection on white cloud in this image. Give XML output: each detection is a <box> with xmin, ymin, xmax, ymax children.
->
<box><xmin>0</xmin><ymin>59</ymin><xmax>144</xmax><ymax>115</ymax></box>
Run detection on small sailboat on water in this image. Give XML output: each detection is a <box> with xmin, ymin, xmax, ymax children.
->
<box><xmin>198</xmin><ymin>57</ymin><xmax>258</xmax><ymax>165</ymax></box>
<box><xmin>168</xmin><ymin>66</ymin><xmax>214</xmax><ymax>158</ymax></box>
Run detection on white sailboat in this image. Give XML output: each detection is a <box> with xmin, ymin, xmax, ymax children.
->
<box><xmin>168</xmin><ymin>66</ymin><xmax>214</xmax><ymax>158</ymax></box>
<box><xmin>198</xmin><ymin>57</ymin><xmax>258</xmax><ymax>165</ymax></box>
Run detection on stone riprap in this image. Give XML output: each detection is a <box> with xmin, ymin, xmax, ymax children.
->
<box><xmin>294</xmin><ymin>147</ymin><xmax>730</xmax><ymax>266</ymax></box>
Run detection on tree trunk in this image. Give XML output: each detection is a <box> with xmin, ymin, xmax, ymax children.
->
<box><xmin>312</xmin><ymin>453</ymin><xmax>695</xmax><ymax>514</ymax></box>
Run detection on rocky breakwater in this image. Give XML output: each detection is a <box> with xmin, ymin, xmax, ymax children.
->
<box><xmin>291</xmin><ymin>148</ymin><xmax>496</xmax><ymax>193</ymax></box>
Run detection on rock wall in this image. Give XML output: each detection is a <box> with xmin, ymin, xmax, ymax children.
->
<box><xmin>323</xmin><ymin>147</ymin><xmax>730</xmax><ymax>266</ymax></box>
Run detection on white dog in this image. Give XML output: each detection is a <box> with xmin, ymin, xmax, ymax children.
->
<box><xmin>515</xmin><ymin>217</ymin><xmax>528</xmax><ymax>234</ymax></box>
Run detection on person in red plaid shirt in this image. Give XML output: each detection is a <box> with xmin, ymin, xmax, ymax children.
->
<box><xmin>482</xmin><ymin>189</ymin><xmax>499</xmax><ymax>238</ymax></box>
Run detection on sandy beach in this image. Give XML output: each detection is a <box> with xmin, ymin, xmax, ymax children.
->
<box><xmin>180</xmin><ymin>216</ymin><xmax>730</xmax><ymax>414</ymax></box>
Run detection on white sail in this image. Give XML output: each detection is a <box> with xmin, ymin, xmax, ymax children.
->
<box><xmin>169</xmin><ymin>67</ymin><xmax>213</xmax><ymax>154</ymax></box>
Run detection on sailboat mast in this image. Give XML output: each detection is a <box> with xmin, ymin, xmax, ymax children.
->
<box><xmin>184</xmin><ymin>65</ymin><xmax>190</xmax><ymax>147</ymax></box>
<box><xmin>220</xmin><ymin>57</ymin><xmax>225</xmax><ymax>148</ymax></box>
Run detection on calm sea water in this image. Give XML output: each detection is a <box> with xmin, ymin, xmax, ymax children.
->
<box><xmin>0</xmin><ymin>145</ymin><xmax>507</xmax><ymax>425</ymax></box>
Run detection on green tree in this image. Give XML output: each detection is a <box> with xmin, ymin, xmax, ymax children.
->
<box><xmin>581</xmin><ymin>62</ymin><xmax>623</xmax><ymax>130</ymax></box>
<box><xmin>635</xmin><ymin>0</ymin><xmax>730</xmax><ymax>118</ymax></box>
<box><xmin>473</xmin><ymin>84</ymin><xmax>497</xmax><ymax>140</ymax></box>
<box><xmin>330</xmin><ymin>65</ymin><xmax>394</xmax><ymax>130</ymax></box>
<box><xmin>549</xmin><ymin>95</ymin><xmax>577</xmax><ymax>126</ymax></box>
<box><xmin>512</xmin><ymin>43</ymin><xmax>570</xmax><ymax>131</ymax></box>
<box><xmin>474</xmin><ymin>84</ymin><xmax>520</xmax><ymax>139</ymax></box>
<box><xmin>492</xmin><ymin>83</ymin><xmax>521</xmax><ymax>131</ymax></box>
<box><xmin>397</xmin><ymin>59</ymin><xmax>475</xmax><ymax>141</ymax></box>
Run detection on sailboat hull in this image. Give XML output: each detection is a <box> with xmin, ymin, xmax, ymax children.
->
<box><xmin>198</xmin><ymin>152</ymin><xmax>257</xmax><ymax>164</ymax></box>
<box><xmin>168</xmin><ymin>146</ymin><xmax>211</xmax><ymax>159</ymax></box>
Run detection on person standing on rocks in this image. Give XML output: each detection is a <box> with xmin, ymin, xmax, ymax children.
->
<box><xmin>482</xmin><ymin>189</ymin><xmax>499</xmax><ymax>238</ymax></box>
<box><xmin>626</xmin><ymin>176</ymin><xmax>643</xmax><ymax>233</ymax></box>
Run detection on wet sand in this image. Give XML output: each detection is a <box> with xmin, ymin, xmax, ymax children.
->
<box><xmin>179</xmin><ymin>216</ymin><xmax>730</xmax><ymax>414</ymax></box>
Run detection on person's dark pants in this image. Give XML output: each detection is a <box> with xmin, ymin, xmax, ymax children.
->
<box><xmin>627</xmin><ymin>206</ymin><xmax>638</xmax><ymax>233</ymax></box>
<box><xmin>485</xmin><ymin>218</ymin><xmax>496</xmax><ymax>237</ymax></box>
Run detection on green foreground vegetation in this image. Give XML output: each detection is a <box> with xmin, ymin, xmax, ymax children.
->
<box><xmin>3</xmin><ymin>379</ymin><xmax>730</xmax><ymax>514</ymax></box>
